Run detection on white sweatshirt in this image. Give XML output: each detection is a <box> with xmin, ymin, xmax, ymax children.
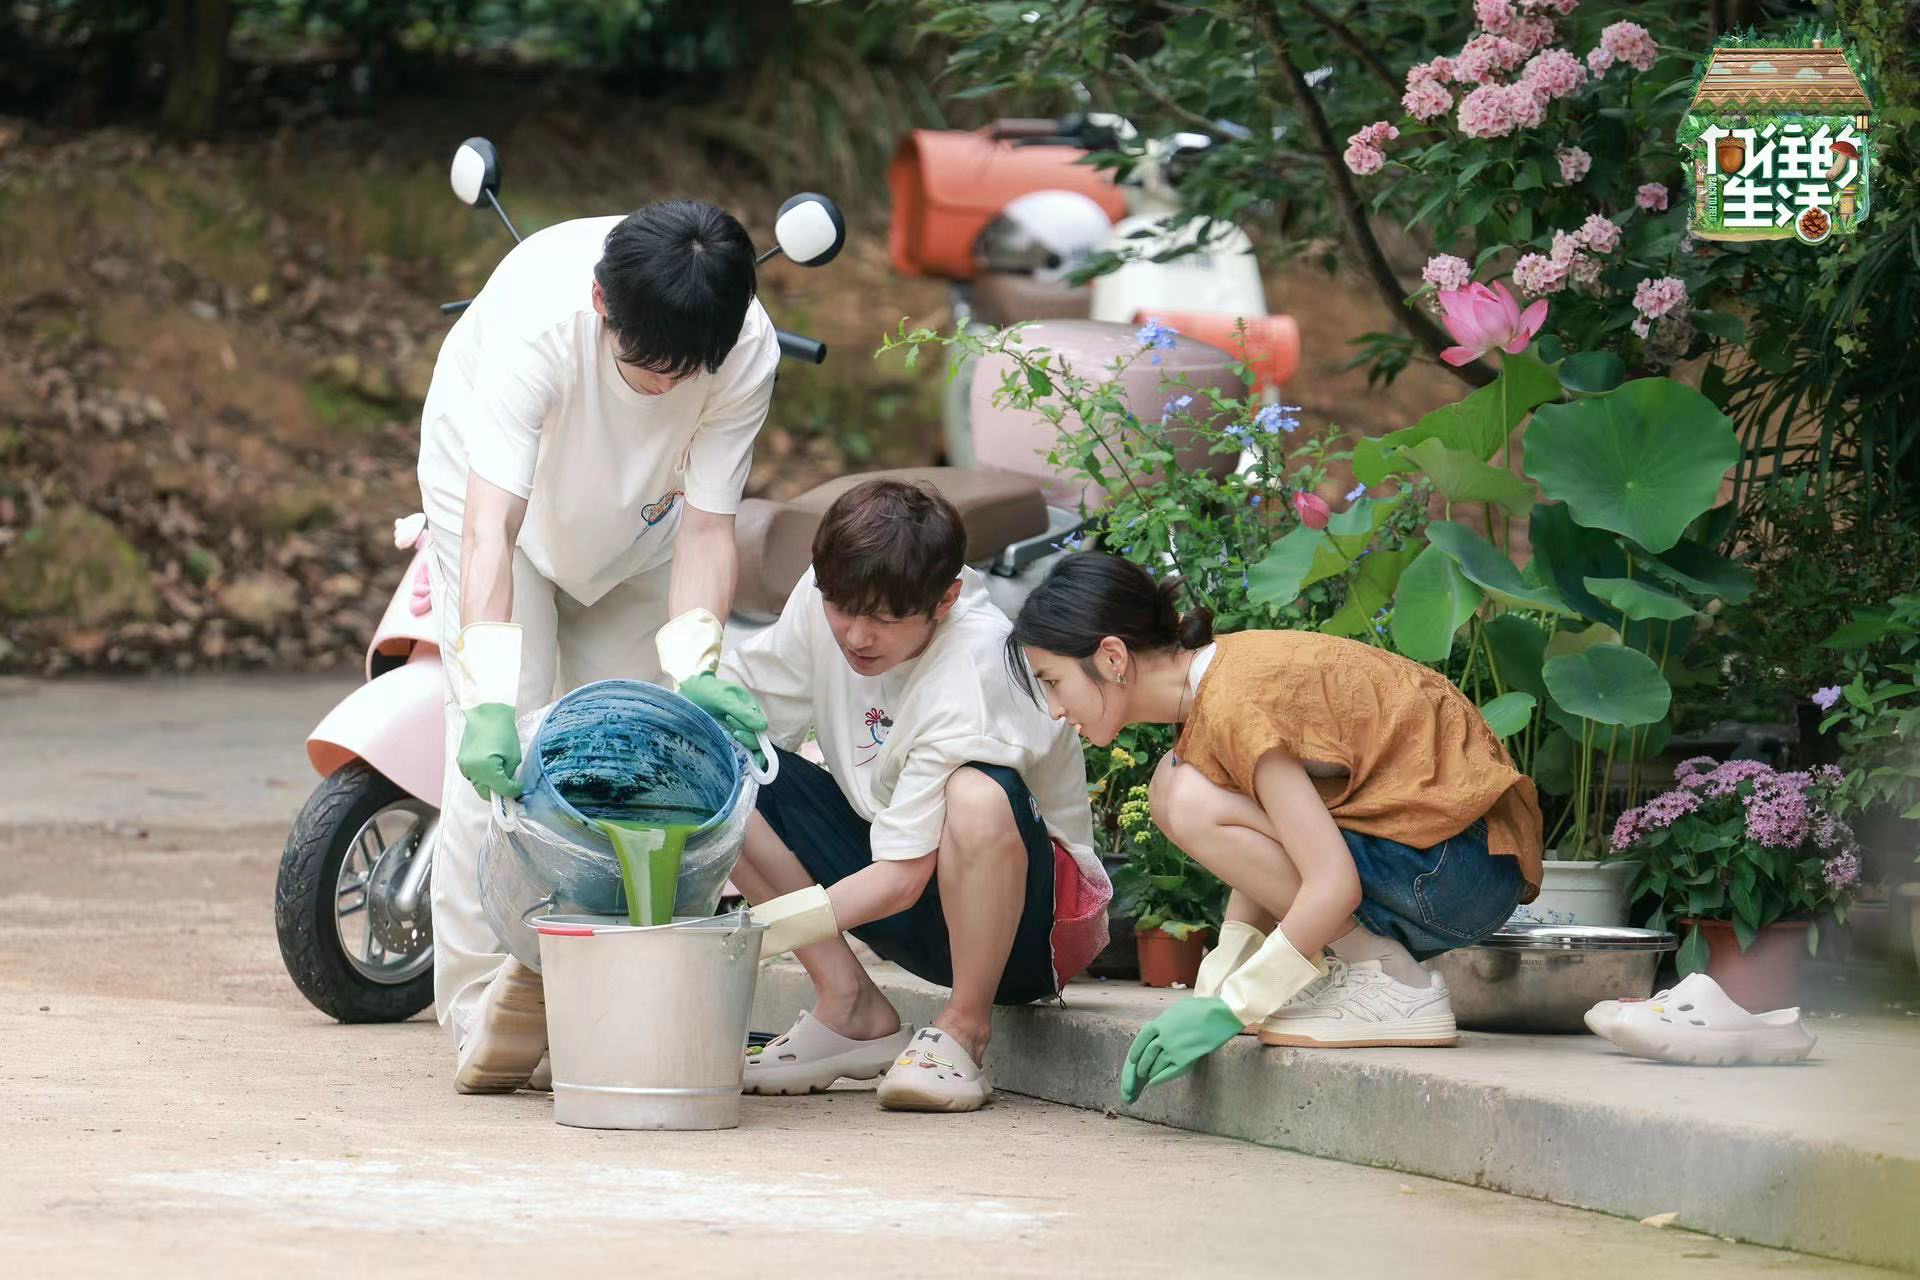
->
<box><xmin>719</xmin><ymin>567</ymin><xmax>1101</xmax><ymax>883</ymax></box>
<box><xmin>417</xmin><ymin>216</ymin><xmax>778</xmax><ymax>606</ymax></box>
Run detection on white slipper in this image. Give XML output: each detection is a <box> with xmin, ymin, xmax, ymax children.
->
<box><xmin>454</xmin><ymin>957</ymin><xmax>548</xmax><ymax>1095</ymax></box>
<box><xmin>875</xmin><ymin>1027</ymin><xmax>992</xmax><ymax>1113</ymax></box>
<box><xmin>1598</xmin><ymin>974</ymin><xmax>1816</xmax><ymax>1066</ymax></box>
<box><xmin>1583</xmin><ymin>971</ymin><xmax>1721</xmax><ymax>1039</ymax></box>
<box><xmin>743</xmin><ymin>1011</ymin><xmax>912</xmax><ymax>1095</ymax></box>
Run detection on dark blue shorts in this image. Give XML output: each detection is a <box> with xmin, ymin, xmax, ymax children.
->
<box><xmin>752</xmin><ymin>749</ymin><xmax>1058</xmax><ymax>1005</ymax></box>
<box><xmin>1344</xmin><ymin>819</ymin><xmax>1526</xmax><ymax>961</ymax></box>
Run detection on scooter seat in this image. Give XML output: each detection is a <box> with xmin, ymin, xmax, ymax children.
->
<box><xmin>732</xmin><ymin>466</ymin><xmax>1050</xmax><ymax>620</ymax></box>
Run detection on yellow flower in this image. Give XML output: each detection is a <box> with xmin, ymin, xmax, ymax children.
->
<box><xmin>1109</xmin><ymin>746</ymin><xmax>1138</xmax><ymax>769</ymax></box>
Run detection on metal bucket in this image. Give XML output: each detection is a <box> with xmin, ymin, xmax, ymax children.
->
<box><xmin>534</xmin><ymin>911</ymin><xmax>767</xmax><ymax>1130</ymax></box>
<box><xmin>1429</xmin><ymin>924</ymin><xmax>1676</xmax><ymax>1034</ymax></box>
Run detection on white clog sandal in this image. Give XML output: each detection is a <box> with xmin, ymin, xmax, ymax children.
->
<box><xmin>1583</xmin><ymin>971</ymin><xmax>1722</xmax><ymax>1039</ymax></box>
<box><xmin>1595</xmin><ymin>974</ymin><xmax>1816</xmax><ymax>1066</ymax></box>
<box><xmin>875</xmin><ymin>1027</ymin><xmax>992</xmax><ymax>1112</ymax></box>
<box><xmin>743</xmin><ymin>1011</ymin><xmax>913</xmax><ymax>1095</ymax></box>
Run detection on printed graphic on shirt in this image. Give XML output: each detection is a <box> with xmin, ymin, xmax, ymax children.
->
<box><xmin>641</xmin><ymin>488</ymin><xmax>684</xmax><ymax>527</ymax></box>
<box><xmin>855</xmin><ymin>706</ymin><xmax>893</xmax><ymax>767</ymax></box>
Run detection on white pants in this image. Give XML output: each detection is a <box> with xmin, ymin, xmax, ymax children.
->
<box><xmin>427</xmin><ymin>522</ymin><xmax>671</xmax><ymax>1047</ymax></box>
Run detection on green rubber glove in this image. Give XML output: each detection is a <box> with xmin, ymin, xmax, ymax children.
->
<box><xmin>456</xmin><ymin>702</ymin><xmax>523</xmax><ymax>801</ymax></box>
<box><xmin>1120</xmin><ymin>996</ymin><xmax>1244</xmax><ymax>1103</ymax></box>
<box><xmin>680</xmin><ymin>672</ymin><xmax>770</xmax><ymax>765</ymax></box>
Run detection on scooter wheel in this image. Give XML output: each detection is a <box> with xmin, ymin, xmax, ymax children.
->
<box><xmin>276</xmin><ymin>761</ymin><xmax>437</xmax><ymax>1023</ymax></box>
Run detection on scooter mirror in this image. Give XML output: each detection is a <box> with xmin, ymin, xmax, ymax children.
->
<box><xmin>450</xmin><ymin>137</ymin><xmax>500</xmax><ymax>209</ymax></box>
<box><xmin>773</xmin><ymin>193</ymin><xmax>845</xmax><ymax>268</ymax></box>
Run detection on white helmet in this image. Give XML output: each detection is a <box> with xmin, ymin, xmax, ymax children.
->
<box><xmin>973</xmin><ymin>190</ymin><xmax>1113</xmax><ymax>282</ymax></box>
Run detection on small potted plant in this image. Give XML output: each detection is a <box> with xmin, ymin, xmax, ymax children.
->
<box><xmin>1610</xmin><ymin>759</ymin><xmax>1862</xmax><ymax>1010</ymax></box>
<box><xmin>1111</xmin><ymin>784</ymin><xmax>1227</xmax><ymax>987</ymax></box>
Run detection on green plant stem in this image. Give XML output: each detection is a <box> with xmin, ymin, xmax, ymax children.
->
<box><xmin>1598</xmin><ymin>725</ymin><xmax>1621</xmax><ymax>848</ymax></box>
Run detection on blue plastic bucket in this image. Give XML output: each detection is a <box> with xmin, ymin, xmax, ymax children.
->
<box><xmin>478</xmin><ymin>679</ymin><xmax>774</xmax><ymax>968</ymax></box>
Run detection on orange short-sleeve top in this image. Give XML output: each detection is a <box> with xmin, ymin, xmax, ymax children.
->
<box><xmin>1174</xmin><ymin>631</ymin><xmax>1543</xmax><ymax>899</ymax></box>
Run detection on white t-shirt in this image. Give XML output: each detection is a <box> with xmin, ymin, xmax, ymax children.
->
<box><xmin>718</xmin><ymin>567</ymin><xmax>1101</xmax><ymax>883</ymax></box>
<box><xmin>417</xmin><ymin>215</ymin><xmax>779</xmax><ymax>605</ymax></box>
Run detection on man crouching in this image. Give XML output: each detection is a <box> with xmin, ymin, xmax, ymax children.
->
<box><xmin>683</xmin><ymin>478</ymin><xmax>1109</xmax><ymax>1112</ymax></box>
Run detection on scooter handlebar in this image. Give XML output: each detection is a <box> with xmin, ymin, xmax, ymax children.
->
<box><xmin>775</xmin><ymin>330</ymin><xmax>827</xmax><ymax>364</ymax></box>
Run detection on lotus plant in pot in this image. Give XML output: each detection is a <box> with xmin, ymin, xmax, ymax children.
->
<box><xmin>1610</xmin><ymin>759</ymin><xmax>1862</xmax><ymax>1010</ymax></box>
<box><xmin>1111</xmin><ymin>784</ymin><xmax>1227</xmax><ymax>988</ymax></box>
<box><xmin>1248</xmin><ymin>277</ymin><xmax>1754</xmax><ymax>928</ymax></box>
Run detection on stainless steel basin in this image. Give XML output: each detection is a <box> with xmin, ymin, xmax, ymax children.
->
<box><xmin>1430</xmin><ymin>925</ymin><xmax>1678</xmax><ymax>1034</ymax></box>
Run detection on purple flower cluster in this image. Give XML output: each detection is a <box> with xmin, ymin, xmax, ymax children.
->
<box><xmin>1608</xmin><ymin>786</ymin><xmax>1701</xmax><ymax>851</ymax></box>
<box><xmin>1824</xmin><ymin>850</ymin><xmax>1863</xmax><ymax>893</ymax></box>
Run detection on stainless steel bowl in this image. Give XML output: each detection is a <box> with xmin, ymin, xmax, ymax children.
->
<box><xmin>1429</xmin><ymin>925</ymin><xmax>1678</xmax><ymax>1034</ymax></box>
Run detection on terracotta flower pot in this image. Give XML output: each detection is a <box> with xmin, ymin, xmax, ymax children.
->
<box><xmin>1686</xmin><ymin>918</ymin><xmax>1809</xmax><ymax>1011</ymax></box>
<box><xmin>1137</xmin><ymin>926</ymin><xmax>1212</xmax><ymax>988</ymax></box>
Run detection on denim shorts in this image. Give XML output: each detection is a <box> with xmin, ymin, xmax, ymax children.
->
<box><xmin>1345</xmin><ymin>819</ymin><xmax>1526</xmax><ymax>962</ymax></box>
<box><xmin>752</xmin><ymin>749</ymin><xmax>1058</xmax><ymax>1005</ymax></box>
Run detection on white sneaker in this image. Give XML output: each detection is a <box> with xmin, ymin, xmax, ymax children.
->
<box><xmin>1255</xmin><ymin>958</ymin><xmax>1459</xmax><ymax>1048</ymax></box>
<box><xmin>454</xmin><ymin>957</ymin><xmax>548</xmax><ymax>1094</ymax></box>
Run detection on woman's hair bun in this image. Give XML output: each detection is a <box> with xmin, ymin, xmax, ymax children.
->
<box><xmin>1178</xmin><ymin>604</ymin><xmax>1215</xmax><ymax>650</ymax></box>
<box><xmin>1156</xmin><ymin>575</ymin><xmax>1214</xmax><ymax>649</ymax></box>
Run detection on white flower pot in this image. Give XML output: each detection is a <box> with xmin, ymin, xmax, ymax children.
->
<box><xmin>1508</xmin><ymin>858</ymin><xmax>1636</xmax><ymax>928</ymax></box>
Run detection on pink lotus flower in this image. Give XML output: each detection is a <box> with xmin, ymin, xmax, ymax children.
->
<box><xmin>1437</xmin><ymin>281</ymin><xmax>1548</xmax><ymax>366</ymax></box>
<box><xmin>1636</xmin><ymin>182</ymin><xmax>1669</xmax><ymax>211</ymax></box>
<box><xmin>1294</xmin><ymin>492</ymin><xmax>1331</xmax><ymax>530</ymax></box>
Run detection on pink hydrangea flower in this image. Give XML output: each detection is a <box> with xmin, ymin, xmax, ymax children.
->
<box><xmin>1422</xmin><ymin>253</ymin><xmax>1473</xmax><ymax>292</ymax></box>
<box><xmin>1579</xmin><ymin>213</ymin><xmax>1621</xmax><ymax>254</ymax></box>
<box><xmin>1343</xmin><ymin>142</ymin><xmax>1386</xmax><ymax>176</ymax></box>
<box><xmin>1475</xmin><ymin>0</ymin><xmax>1515</xmax><ymax>34</ymax></box>
<box><xmin>1636</xmin><ymin>182</ymin><xmax>1669</xmax><ymax>211</ymax></box>
<box><xmin>1403</xmin><ymin>78</ymin><xmax>1453</xmax><ymax>120</ymax></box>
<box><xmin>1549</xmin><ymin>228</ymin><xmax>1583</xmax><ymax>263</ymax></box>
<box><xmin>1436</xmin><ymin>280</ymin><xmax>1548</xmax><ymax>366</ymax></box>
<box><xmin>1509</xmin><ymin>81</ymin><xmax>1550</xmax><ymax>128</ymax></box>
<box><xmin>1523</xmin><ymin>48</ymin><xmax>1586</xmax><ymax>100</ymax></box>
<box><xmin>1509</xmin><ymin>15</ymin><xmax>1559</xmax><ymax>55</ymax></box>
<box><xmin>1512</xmin><ymin>252</ymin><xmax>1567</xmax><ymax>296</ymax></box>
<box><xmin>1633</xmin><ymin>274</ymin><xmax>1688</xmax><ymax>321</ymax></box>
<box><xmin>1458</xmin><ymin>84</ymin><xmax>1518</xmax><ymax>138</ymax></box>
<box><xmin>1556</xmin><ymin>146</ymin><xmax>1592</xmax><ymax>184</ymax></box>
<box><xmin>1350</xmin><ymin>121</ymin><xmax>1400</xmax><ymax>149</ymax></box>
<box><xmin>1599</xmin><ymin>20</ymin><xmax>1659</xmax><ymax>72</ymax></box>
<box><xmin>1456</xmin><ymin>33</ymin><xmax>1528</xmax><ymax>83</ymax></box>
<box><xmin>1587</xmin><ymin>45</ymin><xmax>1614</xmax><ymax>75</ymax></box>
<box><xmin>1567</xmin><ymin>253</ymin><xmax>1604</xmax><ymax>291</ymax></box>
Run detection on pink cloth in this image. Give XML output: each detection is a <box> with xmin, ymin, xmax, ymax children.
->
<box><xmin>1050</xmin><ymin>840</ymin><xmax>1113</xmax><ymax>987</ymax></box>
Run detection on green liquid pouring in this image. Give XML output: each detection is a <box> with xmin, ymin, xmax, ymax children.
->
<box><xmin>599</xmin><ymin>816</ymin><xmax>706</xmax><ymax>926</ymax></box>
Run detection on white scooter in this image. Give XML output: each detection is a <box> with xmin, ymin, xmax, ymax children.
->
<box><xmin>274</xmin><ymin>137</ymin><xmax>846</xmax><ymax>1023</ymax></box>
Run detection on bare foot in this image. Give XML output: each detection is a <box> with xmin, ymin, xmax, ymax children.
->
<box><xmin>810</xmin><ymin>980</ymin><xmax>901</xmax><ymax>1043</ymax></box>
<box><xmin>931</xmin><ymin>1009</ymin><xmax>992</xmax><ymax>1066</ymax></box>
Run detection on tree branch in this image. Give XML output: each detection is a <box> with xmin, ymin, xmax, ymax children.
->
<box><xmin>1247</xmin><ymin>6</ymin><xmax>1493</xmax><ymax>387</ymax></box>
<box><xmin>1115</xmin><ymin>51</ymin><xmax>1231</xmax><ymax>136</ymax></box>
<box><xmin>1298</xmin><ymin>0</ymin><xmax>1401</xmax><ymax>95</ymax></box>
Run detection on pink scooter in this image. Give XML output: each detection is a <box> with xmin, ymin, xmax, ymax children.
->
<box><xmin>274</xmin><ymin>137</ymin><xmax>845</xmax><ymax>1023</ymax></box>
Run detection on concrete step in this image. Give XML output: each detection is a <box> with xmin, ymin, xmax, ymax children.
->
<box><xmin>751</xmin><ymin>960</ymin><xmax>1919</xmax><ymax>1273</ymax></box>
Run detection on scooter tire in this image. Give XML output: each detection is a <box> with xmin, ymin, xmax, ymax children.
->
<box><xmin>276</xmin><ymin>761</ymin><xmax>435</xmax><ymax>1023</ymax></box>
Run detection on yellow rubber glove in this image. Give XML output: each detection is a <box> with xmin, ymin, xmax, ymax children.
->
<box><xmin>1192</xmin><ymin>920</ymin><xmax>1267</xmax><ymax>999</ymax></box>
<box><xmin>754</xmin><ymin>885</ymin><xmax>838</xmax><ymax>955</ymax></box>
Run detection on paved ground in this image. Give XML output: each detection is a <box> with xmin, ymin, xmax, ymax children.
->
<box><xmin>0</xmin><ymin>677</ymin><xmax>1901</xmax><ymax>1278</ymax></box>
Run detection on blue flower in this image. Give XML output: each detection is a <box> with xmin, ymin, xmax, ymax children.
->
<box><xmin>1249</xmin><ymin>495</ymin><xmax>1262</xmax><ymax>507</ymax></box>
<box><xmin>1136</xmin><ymin>319</ymin><xmax>1178</xmax><ymax>351</ymax></box>
<box><xmin>1160</xmin><ymin>393</ymin><xmax>1193</xmax><ymax>424</ymax></box>
<box><xmin>1811</xmin><ymin>684</ymin><xmax>1843</xmax><ymax>711</ymax></box>
<box><xmin>1345</xmin><ymin>483</ymin><xmax>1368</xmax><ymax>503</ymax></box>
<box><xmin>1053</xmin><ymin>532</ymin><xmax>1086</xmax><ymax>553</ymax></box>
<box><xmin>1255</xmin><ymin>403</ymin><xmax>1301</xmax><ymax>434</ymax></box>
